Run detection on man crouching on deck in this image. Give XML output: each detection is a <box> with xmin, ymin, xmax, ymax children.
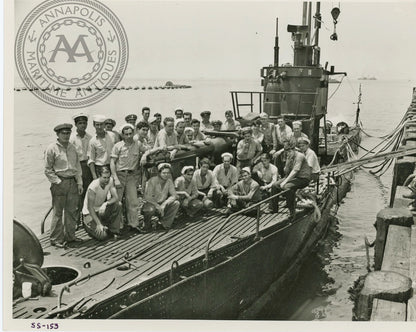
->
<box><xmin>225</xmin><ymin>167</ymin><xmax>261</xmax><ymax>216</ymax></box>
<box><xmin>82</xmin><ymin>167</ymin><xmax>122</xmax><ymax>240</ymax></box>
<box><xmin>141</xmin><ymin>163</ymin><xmax>180</xmax><ymax>231</ymax></box>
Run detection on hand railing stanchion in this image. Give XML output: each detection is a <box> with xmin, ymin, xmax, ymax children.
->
<box><xmin>255</xmin><ymin>205</ymin><xmax>260</xmax><ymax>241</ymax></box>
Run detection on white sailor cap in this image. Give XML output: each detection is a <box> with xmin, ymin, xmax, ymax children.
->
<box><xmin>157</xmin><ymin>163</ymin><xmax>171</xmax><ymax>171</ymax></box>
<box><xmin>221</xmin><ymin>152</ymin><xmax>233</xmax><ymax>160</ymax></box>
<box><xmin>149</xmin><ymin>116</ymin><xmax>159</xmax><ymax>124</ymax></box>
<box><xmin>185</xmin><ymin>127</ymin><xmax>195</xmax><ymax>133</ymax></box>
<box><xmin>292</xmin><ymin>120</ymin><xmax>302</xmax><ymax>128</ymax></box>
<box><xmin>119</xmin><ymin>123</ymin><xmax>135</xmax><ymax>133</ymax></box>
<box><xmin>72</xmin><ymin>112</ymin><xmax>88</xmax><ymax>122</ymax></box>
<box><xmin>241</xmin><ymin>167</ymin><xmax>251</xmax><ymax>175</ymax></box>
<box><xmin>181</xmin><ymin>165</ymin><xmax>194</xmax><ymax>175</ymax></box>
<box><xmin>92</xmin><ymin>114</ymin><xmax>107</xmax><ymax>123</ymax></box>
<box><xmin>298</xmin><ymin>137</ymin><xmax>311</xmax><ymax>145</ymax></box>
<box><xmin>175</xmin><ymin>107</ymin><xmax>183</xmax><ymax>112</ymax></box>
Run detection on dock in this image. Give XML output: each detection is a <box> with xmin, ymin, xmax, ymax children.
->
<box><xmin>355</xmin><ymin>87</ymin><xmax>416</xmax><ymax>321</ymax></box>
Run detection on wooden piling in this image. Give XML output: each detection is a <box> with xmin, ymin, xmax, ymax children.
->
<box><xmin>374</xmin><ymin>208</ymin><xmax>413</xmax><ymax>270</ymax></box>
<box><xmin>356</xmin><ymin>271</ymin><xmax>412</xmax><ymax>321</ymax></box>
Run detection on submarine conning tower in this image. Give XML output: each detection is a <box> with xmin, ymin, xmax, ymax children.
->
<box><xmin>261</xmin><ymin>2</ymin><xmax>340</xmax><ymax>150</ymax></box>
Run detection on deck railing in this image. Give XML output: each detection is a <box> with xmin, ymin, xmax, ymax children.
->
<box><xmin>204</xmin><ymin>190</ymin><xmax>289</xmax><ymax>267</ymax></box>
<box><xmin>230</xmin><ymin>90</ymin><xmax>318</xmax><ymax>119</ymax></box>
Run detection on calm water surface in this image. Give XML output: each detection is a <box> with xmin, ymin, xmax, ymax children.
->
<box><xmin>13</xmin><ymin>77</ymin><xmax>416</xmax><ymax>320</ymax></box>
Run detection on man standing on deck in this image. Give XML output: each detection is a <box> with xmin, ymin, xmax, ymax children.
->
<box><xmin>270</xmin><ymin>115</ymin><xmax>293</xmax><ymax>154</ymax></box>
<box><xmin>221</xmin><ymin>110</ymin><xmax>241</xmax><ymax>131</ymax></box>
<box><xmin>88</xmin><ymin>115</ymin><xmax>117</xmax><ymax>179</ymax></box>
<box><xmin>200</xmin><ymin>110</ymin><xmax>214</xmax><ymax>132</ymax></box>
<box><xmin>140</xmin><ymin>107</ymin><xmax>151</xmax><ymax>123</ymax></box>
<box><xmin>174</xmin><ymin>108</ymin><xmax>184</xmax><ymax>120</ymax></box>
<box><xmin>292</xmin><ymin>121</ymin><xmax>308</xmax><ymax>145</ymax></box>
<box><xmin>298</xmin><ymin>137</ymin><xmax>320</xmax><ymax>182</ymax></box>
<box><xmin>154</xmin><ymin>117</ymin><xmax>179</xmax><ymax>159</ymax></box>
<box><xmin>70</xmin><ymin>113</ymin><xmax>92</xmax><ymax>224</ymax></box>
<box><xmin>236</xmin><ymin>127</ymin><xmax>263</xmax><ymax>169</ymax></box>
<box><xmin>45</xmin><ymin>123</ymin><xmax>83</xmax><ymax>247</ymax></box>
<box><xmin>125</xmin><ymin>114</ymin><xmax>138</xmax><ymax>128</ymax></box>
<box><xmin>259</xmin><ymin>113</ymin><xmax>274</xmax><ymax>153</ymax></box>
<box><xmin>176</xmin><ymin>119</ymin><xmax>189</xmax><ymax>145</ymax></box>
<box><xmin>269</xmin><ymin>138</ymin><xmax>311</xmax><ymax>218</ymax></box>
<box><xmin>110</xmin><ymin>123</ymin><xmax>148</xmax><ymax>231</ymax></box>
<box><xmin>183</xmin><ymin>112</ymin><xmax>193</xmax><ymax>128</ymax></box>
<box><xmin>147</xmin><ymin>117</ymin><xmax>160</xmax><ymax>147</ymax></box>
<box><xmin>104</xmin><ymin>118</ymin><xmax>121</xmax><ymax>142</ymax></box>
<box><xmin>82</xmin><ymin>167</ymin><xmax>121</xmax><ymax>240</ymax></box>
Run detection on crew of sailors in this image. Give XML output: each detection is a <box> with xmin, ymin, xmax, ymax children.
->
<box><xmin>45</xmin><ymin>108</ymin><xmax>321</xmax><ymax>247</ymax></box>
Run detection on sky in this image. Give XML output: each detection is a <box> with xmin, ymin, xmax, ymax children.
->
<box><xmin>14</xmin><ymin>0</ymin><xmax>416</xmax><ymax>81</ymax></box>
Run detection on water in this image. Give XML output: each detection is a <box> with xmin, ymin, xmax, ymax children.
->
<box><xmin>13</xmin><ymin>77</ymin><xmax>416</xmax><ymax>320</ymax></box>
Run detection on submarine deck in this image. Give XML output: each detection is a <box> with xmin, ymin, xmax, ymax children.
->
<box><xmin>13</xmin><ymin>201</ymin><xmax>297</xmax><ymax>319</ymax></box>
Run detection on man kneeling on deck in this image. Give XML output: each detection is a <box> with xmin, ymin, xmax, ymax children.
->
<box><xmin>268</xmin><ymin>138</ymin><xmax>312</xmax><ymax>218</ymax></box>
<box><xmin>175</xmin><ymin>166</ymin><xmax>203</xmax><ymax>217</ymax></box>
<box><xmin>141</xmin><ymin>163</ymin><xmax>180</xmax><ymax>231</ymax></box>
<box><xmin>225</xmin><ymin>167</ymin><xmax>261</xmax><ymax>216</ymax></box>
<box><xmin>82</xmin><ymin>167</ymin><xmax>121</xmax><ymax>240</ymax></box>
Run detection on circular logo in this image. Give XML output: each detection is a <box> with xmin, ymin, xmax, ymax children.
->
<box><xmin>15</xmin><ymin>0</ymin><xmax>129</xmax><ymax>109</ymax></box>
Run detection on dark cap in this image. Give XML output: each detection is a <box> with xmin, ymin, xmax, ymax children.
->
<box><xmin>54</xmin><ymin>123</ymin><xmax>73</xmax><ymax>133</ymax></box>
<box><xmin>104</xmin><ymin>118</ymin><xmax>116</xmax><ymax>126</ymax></box>
<box><xmin>125</xmin><ymin>114</ymin><xmax>138</xmax><ymax>122</ymax></box>
<box><xmin>200</xmin><ymin>110</ymin><xmax>211</xmax><ymax>116</ymax></box>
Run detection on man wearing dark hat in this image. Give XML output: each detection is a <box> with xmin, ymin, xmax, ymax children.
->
<box><xmin>200</xmin><ymin>110</ymin><xmax>213</xmax><ymax>132</ymax></box>
<box><xmin>269</xmin><ymin>137</ymin><xmax>311</xmax><ymax>218</ymax></box>
<box><xmin>125</xmin><ymin>114</ymin><xmax>138</xmax><ymax>127</ymax></box>
<box><xmin>236</xmin><ymin>127</ymin><xmax>263</xmax><ymax>169</ymax></box>
<box><xmin>105</xmin><ymin>118</ymin><xmax>121</xmax><ymax>142</ymax></box>
<box><xmin>45</xmin><ymin>123</ymin><xmax>83</xmax><ymax>247</ymax></box>
<box><xmin>88</xmin><ymin>114</ymin><xmax>117</xmax><ymax>179</ymax></box>
<box><xmin>70</xmin><ymin>113</ymin><xmax>93</xmax><ymax>224</ymax></box>
<box><xmin>154</xmin><ymin>112</ymin><xmax>163</xmax><ymax>130</ymax></box>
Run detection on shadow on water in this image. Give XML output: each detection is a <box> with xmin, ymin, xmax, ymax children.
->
<box><xmin>256</xmin><ymin>215</ymin><xmax>341</xmax><ymax>320</ymax></box>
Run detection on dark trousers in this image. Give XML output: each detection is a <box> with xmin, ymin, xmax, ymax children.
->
<box><xmin>50</xmin><ymin>178</ymin><xmax>79</xmax><ymax>243</ymax></box>
<box><xmin>83</xmin><ymin>202</ymin><xmax>122</xmax><ymax>240</ymax></box>
<box><xmin>270</xmin><ymin>177</ymin><xmax>310</xmax><ymax>215</ymax></box>
<box><xmin>79</xmin><ymin>160</ymin><xmax>93</xmax><ymax>220</ymax></box>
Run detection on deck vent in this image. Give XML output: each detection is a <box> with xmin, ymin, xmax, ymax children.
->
<box><xmin>42</xmin><ymin>266</ymin><xmax>79</xmax><ymax>286</ymax></box>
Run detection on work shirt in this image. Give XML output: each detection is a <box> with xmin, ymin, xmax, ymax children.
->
<box><xmin>147</xmin><ymin>130</ymin><xmax>158</xmax><ymax>147</ymax></box>
<box><xmin>293</xmin><ymin>132</ymin><xmax>308</xmax><ymax>141</ymax></box>
<box><xmin>237</xmin><ymin>138</ymin><xmax>262</xmax><ymax>161</ymax></box>
<box><xmin>144</xmin><ymin>176</ymin><xmax>176</xmax><ymax>204</ymax></box>
<box><xmin>274</xmin><ymin>124</ymin><xmax>293</xmax><ymax>148</ymax></box>
<box><xmin>44</xmin><ymin>140</ymin><xmax>82</xmax><ymax>185</ymax></box>
<box><xmin>230</xmin><ymin>179</ymin><xmax>261</xmax><ymax>202</ymax></box>
<box><xmin>200</xmin><ymin>121</ymin><xmax>214</xmax><ymax>132</ymax></box>
<box><xmin>221</xmin><ymin>120</ymin><xmax>241</xmax><ymax>131</ymax></box>
<box><xmin>304</xmin><ymin>148</ymin><xmax>320</xmax><ymax>174</ymax></box>
<box><xmin>284</xmin><ymin>151</ymin><xmax>311</xmax><ymax>180</ymax></box>
<box><xmin>111</xmin><ymin>140</ymin><xmax>147</xmax><ymax>171</ymax></box>
<box><xmin>213</xmin><ymin>164</ymin><xmax>238</xmax><ymax>188</ymax></box>
<box><xmin>82</xmin><ymin>177</ymin><xmax>115</xmax><ymax>215</ymax></box>
<box><xmin>69</xmin><ymin>131</ymin><xmax>92</xmax><ymax>161</ymax></box>
<box><xmin>153</xmin><ymin>129</ymin><xmax>178</xmax><ymax>148</ymax></box>
<box><xmin>262</xmin><ymin>123</ymin><xmax>274</xmax><ymax>146</ymax></box>
<box><xmin>174</xmin><ymin>176</ymin><xmax>198</xmax><ymax>197</ymax></box>
<box><xmin>193</xmin><ymin>131</ymin><xmax>206</xmax><ymax>142</ymax></box>
<box><xmin>133</xmin><ymin>135</ymin><xmax>152</xmax><ymax>151</ymax></box>
<box><xmin>176</xmin><ymin>132</ymin><xmax>189</xmax><ymax>145</ymax></box>
<box><xmin>252</xmin><ymin>132</ymin><xmax>264</xmax><ymax>143</ymax></box>
<box><xmin>193</xmin><ymin>169</ymin><xmax>217</xmax><ymax>190</ymax></box>
<box><xmin>87</xmin><ymin>132</ymin><xmax>116</xmax><ymax>166</ymax></box>
<box><xmin>252</xmin><ymin>163</ymin><xmax>279</xmax><ymax>184</ymax></box>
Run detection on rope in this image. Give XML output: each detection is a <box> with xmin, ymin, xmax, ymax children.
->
<box><xmin>14</xmin><ymin>85</ymin><xmax>192</xmax><ymax>92</ymax></box>
<box><xmin>328</xmin><ymin>75</ymin><xmax>345</xmax><ymax>100</ymax></box>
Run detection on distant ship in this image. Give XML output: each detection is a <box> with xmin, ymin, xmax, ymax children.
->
<box><xmin>358</xmin><ymin>76</ymin><xmax>377</xmax><ymax>80</ymax></box>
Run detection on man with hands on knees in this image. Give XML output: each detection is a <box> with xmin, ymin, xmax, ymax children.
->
<box><xmin>82</xmin><ymin>167</ymin><xmax>122</xmax><ymax>240</ymax></box>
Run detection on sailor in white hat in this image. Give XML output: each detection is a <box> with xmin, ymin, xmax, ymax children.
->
<box><xmin>70</xmin><ymin>112</ymin><xmax>93</xmax><ymax>224</ymax></box>
<box><xmin>174</xmin><ymin>166</ymin><xmax>204</xmax><ymax>216</ymax></box>
<box><xmin>88</xmin><ymin>114</ymin><xmax>118</xmax><ymax>179</ymax></box>
<box><xmin>174</xmin><ymin>107</ymin><xmax>184</xmax><ymax>120</ymax></box>
<box><xmin>225</xmin><ymin>166</ymin><xmax>262</xmax><ymax>216</ymax></box>
<box><xmin>297</xmin><ymin>137</ymin><xmax>320</xmax><ymax>182</ymax></box>
<box><xmin>212</xmin><ymin>152</ymin><xmax>239</xmax><ymax>207</ymax></box>
<box><xmin>141</xmin><ymin>163</ymin><xmax>180</xmax><ymax>231</ymax></box>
